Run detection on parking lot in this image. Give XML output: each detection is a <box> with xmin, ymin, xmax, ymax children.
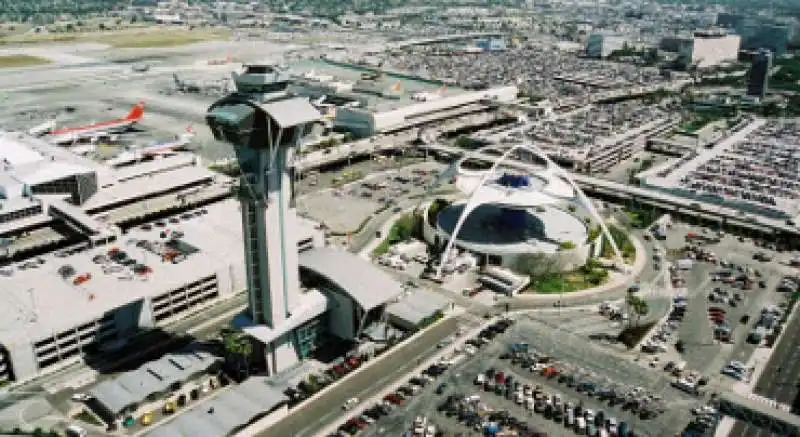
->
<box><xmin>296</xmin><ymin>161</ymin><xmax>449</xmax><ymax>234</ymax></box>
<box><xmin>333</xmin><ymin>316</ymin><xmax>705</xmax><ymax>437</ymax></box>
<box><xmin>649</xmin><ymin>223</ymin><xmax>796</xmax><ymax>381</ymax></box>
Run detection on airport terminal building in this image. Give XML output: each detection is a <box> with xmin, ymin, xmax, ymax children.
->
<box><xmin>334</xmin><ymin>86</ymin><xmax>518</xmax><ymax>137</ymax></box>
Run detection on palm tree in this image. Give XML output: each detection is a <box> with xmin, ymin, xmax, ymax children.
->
<box><xmin>222</xmin><ymin>330</ymin><xmax>253</xmax><ymax>379</ymax></box>
<box><xmin>626</xmin><ymin>294</ymin><xmax>649</xmax><ymax>327</ymax></box>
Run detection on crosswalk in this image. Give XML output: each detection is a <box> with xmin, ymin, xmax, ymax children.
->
<box><xmin>528</xmin><ymin>309</ymin><xmax>621</xmax><ymax>335</ymax></box>
<box><xmin>745</xmin><ymin>393</ymin><xmax>792</xmax><ymax>413</ymax></box>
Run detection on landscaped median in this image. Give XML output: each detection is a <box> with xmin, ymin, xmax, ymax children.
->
<box><xmin>511</xmin><ymin>226</ymin><xmax>647</xmax><ymax>301</ymax></box>
<box><xmin>371</xmin><ymin>212</ymin><xmax>423</xmax><ymax>257</ymax></box>
<box><xmin>517</xmin><ymin>223</ymin><xmax>638</xmax><ymax>295</ymax></box>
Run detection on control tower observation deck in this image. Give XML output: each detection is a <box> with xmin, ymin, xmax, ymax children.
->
<box><xmin>206</xmin><ymin>65</ymin><xmax>324</xmax><ymax>374</ymax></box>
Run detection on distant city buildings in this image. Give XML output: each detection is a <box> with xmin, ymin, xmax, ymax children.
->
<box><xmin>747</xmin><ymin>49</ymin><xmax>772</xmax><ymax>99</ymax></box>
<box><xmin>586</xmin><ymin>32</ymin><xmax>627</xmax><ymax>58</ymax></box>
<box><xmin>717</xmin><ymin>13</ymin><xmax>792</xmax><ymax>56</ymax></box>
<box><xmin>475</xmin><ymin>37</ymin><xmax>507</xmax><ymax>52</ymax></box>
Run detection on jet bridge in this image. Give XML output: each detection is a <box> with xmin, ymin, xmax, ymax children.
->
<box><xmin>48</xmin><ymin>198</ymin><xmax>117</xmax><ymax>244</ymax></box>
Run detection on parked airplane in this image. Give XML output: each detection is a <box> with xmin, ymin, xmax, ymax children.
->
<box><xmin>47</xmin><ymin>102</ymin><xmax>144</xmax><ymax>145</ymax></box>
<box><xmin>135</xmin><ymin>125</ymin><xmax>195</xmax><ymax>156</ymax></box>
<box><xmin>173</xmin><ymin>73</ymin><xmax>229</xmax><ymax>94</ymax></box>
<box><xmin>410</xmin><ymin>85</ymin><xmax>447</xmax><ymax>102</ymax></box>
<box><xmin>208</xmin><ymin>54</ymin><xmax>232</xmax><ymax>65</ymax></box>
<box><xmin>27</xmin><ymin>119</ymin><xmax>56</xmax><ymax>136</ymax></box>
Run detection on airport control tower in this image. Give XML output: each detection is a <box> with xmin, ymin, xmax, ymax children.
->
<box><xmin>206</xmin><ymin>68</ymin><xmax>321</xmax><ymax>373</ymax></box>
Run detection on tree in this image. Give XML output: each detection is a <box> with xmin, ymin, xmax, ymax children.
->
<box><xmin>515</xmin><ymin>253</ymin><xmax>565</xmax><ymax>280</ymax></box>
<box><xmin>559</xmin><ymin>241</ymin><xmax>576</xmax><ymax>250</ymax></box>
<box><xmin>626</xmin><ymin>294</ymin><xmax>649</xmax><ymax>326</ymax></box>
<box><xmin>222</xmin><ymin>330</ymin><xmax>253</xmax><ymax>379</ymax></box>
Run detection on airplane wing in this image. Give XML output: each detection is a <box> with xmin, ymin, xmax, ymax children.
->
<box><xmin>141</xmin><ymin>149</ymin><xmax>179</xmax><ymax>157</ymax></box>
<box><xmin>27</xmin><ymin>119</ymin><xmax>56</xmax><ymax>136</ymax></box>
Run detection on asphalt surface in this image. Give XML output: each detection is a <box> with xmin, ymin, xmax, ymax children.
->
<box><xmin>356</xmin><ymin>317</ymin><xmax>704</xmax><ymax>437</ymax></box>
<box><xmin>257</xmin><ymin>315</ymin><xmax>470</xmax><ymax>437</ymax></box>
<box><xmin>752</xmin><ymin>298</ymin><xmax>800</xmax><ymax>408</ymax></box>
<box><xmin>731</xmin><ymin>295</ymin><xmax>800</xmax><ymax>437</ymax></box>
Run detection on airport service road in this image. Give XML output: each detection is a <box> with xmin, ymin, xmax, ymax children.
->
<box><xmin>257</xmin><ymin>315</ymin><xmax>469</xmax><ymax>437</ymax></box>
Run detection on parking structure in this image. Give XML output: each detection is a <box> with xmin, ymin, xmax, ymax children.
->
<box><xmin>330</xmin><ymin>316</ymin><xmax>707</xmax><ymax>437</ymax></box>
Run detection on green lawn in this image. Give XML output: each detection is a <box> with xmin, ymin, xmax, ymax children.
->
<box><xmin>528</xmin><ymin>267</ymin><xmax>609</xmax><ymax>294</ymax></box>
<box><xmin>371</xmin><ymin>213</ymin><xmax>422</xmax><ymax>257</ymax></box>
<box><xmin>73</xmin><ymin>409</ymin><xmax>103</xmax><ymax>426</ymax></box>
<box><xmin>0</xmin><ymin>54</ymin><xmax>51</xmax><ymax>68</ymax></box>
<box><xmin>94</xmin><ymin>29</ymin><xmax>230</xmax><ymax>48</ymax></box>
<box><xmin>679</xmin><ymin>114</ymin><xmax>720</xmax><ymax>133</ymax></box>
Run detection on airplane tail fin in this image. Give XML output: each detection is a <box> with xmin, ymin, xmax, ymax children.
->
<box><xmin>126</xmin><ymin>102</ymin><xmax>145</xmax><ymax>120</ymax></box>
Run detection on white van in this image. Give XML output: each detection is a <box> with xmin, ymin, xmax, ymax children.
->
<box><xmin>575</xmin><ymin>416</ymin><xmax>587</xmax><ymax>433</ymax></box>
<box><xmin>66</xmin><ymin>425</ymin><xmax>88</xmax><ymax>437</ymax></box>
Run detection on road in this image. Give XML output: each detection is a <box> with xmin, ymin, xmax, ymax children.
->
<box><xmin>752</xmin><ymin>301</ymin><xmax>800</xmax><ymax>407</ymax></box>
<box><xmin>730</xmin><ymin>305</ymin><xmax>800</xmax><ymax>437</ymax></box>
<box><xmin>256</xmin><ymin>315</ymin><xmax>469</xmax><ymax>437</ymax></box>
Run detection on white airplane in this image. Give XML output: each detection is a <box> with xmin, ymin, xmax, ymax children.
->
<box><xmin>27</xmin><ymin>119</ymin><xmax>56</xmax><ymax>136</ymax></box>
<box><xmin>133</xmin><ymin>125</ymin><xmax>195</xmax><ymax>157</ymax></box>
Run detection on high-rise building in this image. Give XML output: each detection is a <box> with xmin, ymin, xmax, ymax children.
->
<box><xmin>207</xmin><ymin>66</ymin><xmax>327</xmax><ymax>374</ymax></box>
<box><xmin>205</xmin><ymin>65</ymin><xmax>410</xmax><ymax>375</ymax></box>
<box><xmin>747</xmin><ymin>49</ymin><xmax>772</xmax><ymax>99</ymax></box>
<box><xmin>586</xmin><ymin>32</ymin><xmax>627</xmax><ymax>58</ymax></box>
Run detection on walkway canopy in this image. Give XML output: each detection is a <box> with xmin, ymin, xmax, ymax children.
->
<box><xmin>299</xmin><ymin>247</ymin><xmax>403</xmax><ymax>310</ymax></box>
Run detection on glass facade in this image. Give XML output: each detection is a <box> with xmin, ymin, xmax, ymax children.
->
<box><xmin>296</xmin><ymin>317</ymin><xmax>324</xmax><ymax>359</ymax></box>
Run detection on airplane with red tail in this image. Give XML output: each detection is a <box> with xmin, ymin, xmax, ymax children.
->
<box><xmin>46</xmin><ymin>102</ymin><xmax>145</xmax><ymax>145</ymax></box>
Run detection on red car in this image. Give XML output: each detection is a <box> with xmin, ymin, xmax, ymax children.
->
<box><xmin>346</xmin><ymin>357</ymin><xmax>361</xmax><ymax>369</ymax></box>
<box><xmin>383</xmin><ymin>394</ymin><xmax>405</xmax><ymax>405</ymax></box>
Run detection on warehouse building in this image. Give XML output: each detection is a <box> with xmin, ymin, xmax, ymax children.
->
<box><xmin>333</xmin><ymin>86</ymin><xmax>518</xmax><ymax>137</ymax></box>
<box><xmin>141</xmin><ymin>376</ymin><xmax>289</xmax><ymax>437</ymax></box>
<box><xmin>89</xmin><ymin>348</ymin><xmax>221</xmax><ymax>423</ymax></box>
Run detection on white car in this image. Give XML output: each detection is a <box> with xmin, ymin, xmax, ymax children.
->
<box><xmin>607</xmin><ymin>417</ymin><xmax>619</xmax><ymax>436</ymax></box>
<box><xmin>70</xmin><ymin>393</ymin><xmax>93</xmax><ymax>402</ymax></box>
<box><xmin>342</xmin><ymin>397</ymin><xmax>359</xmax><ymax>411</ymax></box>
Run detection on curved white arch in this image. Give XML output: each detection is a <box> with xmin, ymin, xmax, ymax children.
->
<box><xmin>435</xmin><ymin>143</ymin><xmax>625</xmax><ymax>278</ymax></box>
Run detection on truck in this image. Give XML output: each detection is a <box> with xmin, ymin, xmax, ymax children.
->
<box><xmin>676</xmin><ymin>259</ymin><xmax>693</xmax><ymax>270</ymax></box>
<box><xmin>672</xmin><ymin>361</ymin><xmax>687</xmax><ymax>376</ymax></box>
<box><xmin>654</xmin><ymin>224</ymin><xmax>667</xmax><ymax>240</ymax></box>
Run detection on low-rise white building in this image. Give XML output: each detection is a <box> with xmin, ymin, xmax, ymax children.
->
<box><xmin>334</xmin><ymin>86</ymin><xmax>518</xmax><ymax>138</ymax></box>
<box><xmin>680</xmin><ymin>29</ymin><xmax>741</xmax><ymax>69</ymax></box>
